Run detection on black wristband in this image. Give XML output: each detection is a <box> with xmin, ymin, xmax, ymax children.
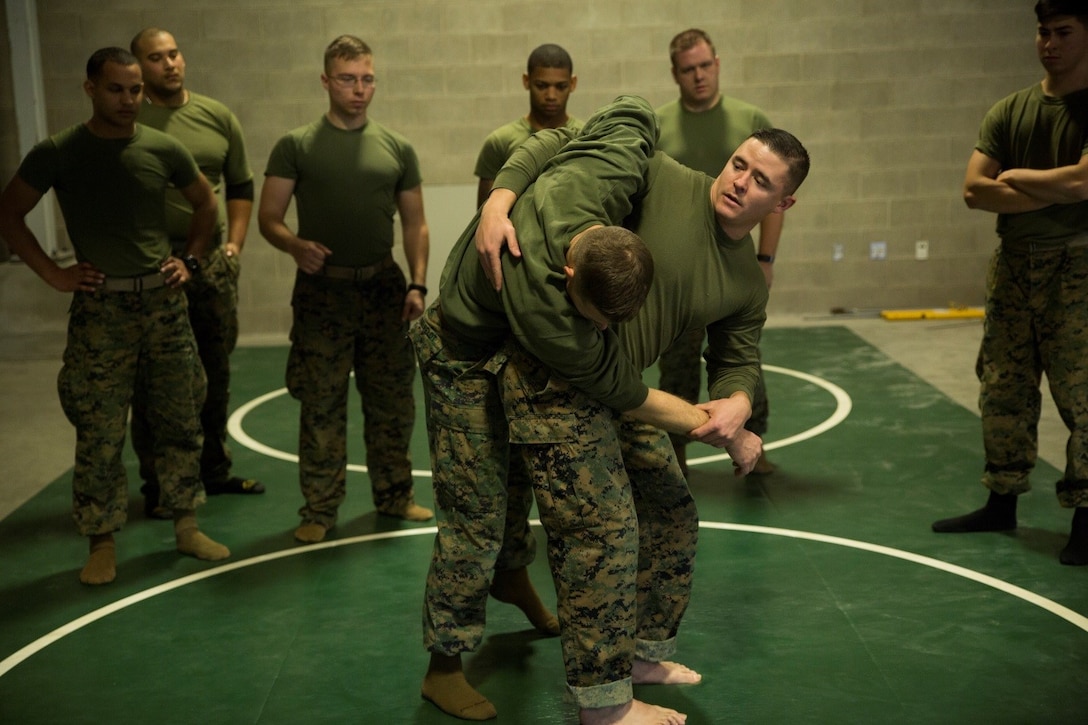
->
<box><xmin>407</xmin><ymin>283</ymin><xmax>428</xmax><ymax>296</ymax></box>
<box><xmin>756</xmin><ymin>254</ymin><xmax>775</xmax><ymax>263</ymax></box>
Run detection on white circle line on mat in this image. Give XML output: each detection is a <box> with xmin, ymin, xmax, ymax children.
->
<box><xmin>3</xmin><ymin>521</ymin><xmax>1084</xmax><ymax>679</ymax></box>
<box><xmin>226</xmin><ymin>364</ymin><xmax>853</xmax><ymax>474</ymax></box>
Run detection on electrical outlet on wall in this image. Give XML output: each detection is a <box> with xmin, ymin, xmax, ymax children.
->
<box><xmin>869</xmin><ymin>241</ymin><xmax>887</xmax><ymax>261</ymax></box>
<box><xmin>915</xmin><ymin>240</ymin><xmax>929</xmax><ymax>260</ymax></box>
<box><xmin>833</xmin><ymin>244</ymin><xmax>844</xmax><ymax>262</ymax></box>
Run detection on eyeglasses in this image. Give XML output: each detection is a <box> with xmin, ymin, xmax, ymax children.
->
<box><xmin>330</xmin><ymin>74</ymin><xmax>376</xmax><ymax>89</ymax></box>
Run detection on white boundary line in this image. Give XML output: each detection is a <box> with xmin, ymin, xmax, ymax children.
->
<box><xmin>689</xmin><ymin>364</ymin><xmax>852</xmax><ymax>465</ymax></box>
<box><xmin>2</xmin><ymin>522</ymin><xmax>1085</xmax><ymax>679</ymax></box>
<box><xmin>701</xmin><ymin>522</ymin><xmax>1088</xmax><ymax>633</ymax></box>
<box><xmin>227</xmin><ymin>364</ymin><xmax>852</xmax><ymax>474</ymax></box>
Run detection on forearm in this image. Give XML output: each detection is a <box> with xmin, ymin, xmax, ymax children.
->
<box><xmin>757</xmin><ymin>212</ymin><xmax>784</xmax><ymax>258</ymax></box>
<box><xmin>225</xmin><ymin>199</ymin><xmax>253</xmax><ymax>253</ymax></box>
<box><xmin>964</xmin><ymin>178</ymin><xmax>1050</xmax><ymax>214</ymax></box>
<box><xmin>402</xmin><ymin>221</ymin><xmax>430</xmax><ymax>285</ymax></box>
<box><xmin>482</xmin><ymin>188</ymin><xmax>518</xmax><ymax>217</ymax></box>
<box><xmin>625</xmin><ymin>388</ymin><xmax>710</xmax><ymax>436</ymax></box>
<box><xmin>999</xmin><ymin>166</ymin><xmax>1088</xmax><ymax>205</ymax></box>
<box><xmin>258</xmin><ymin>213</ymin><xmax>304</xmax><ymax>256</ymax></box>
<box><xmin>183</xmin><ymin>201</ymin><xmax>217</xmax><ymax>258</ymax></box>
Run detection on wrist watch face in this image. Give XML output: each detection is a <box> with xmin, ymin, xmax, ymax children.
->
<box><xmin>184</xmin><ymin>255</ymin><xmax>200</xmax><ymax>273</ymax></box>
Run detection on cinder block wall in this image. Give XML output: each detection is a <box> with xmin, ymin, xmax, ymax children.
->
<box><xmin>0</xmin><ymin>0</ymin><xmax>1041</xmax><ymax>339</ymax></box>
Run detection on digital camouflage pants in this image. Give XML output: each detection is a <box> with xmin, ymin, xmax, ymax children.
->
<box><xmin>131</xmin><ymin>245</ymin><xmax>240</xmax><ymax>487</ymax></box>
<box><xmin>978</xmin><ymin>242</ymin><xmax>1088</xmax><ymax>507</ymax></box>
<box><xmin>287</xmin><ymin>264</ymin><xmax>418</xmax><ymax>528</ymax></box>
<box><xmin>413</xmin><ymin>306</ymin><xmax>698</xmax><ymax>709</ymax></box>
<box><xmin>60</xmin><ymin>288</ymin><xmax>206</xmax><ymax>536</ymax></box>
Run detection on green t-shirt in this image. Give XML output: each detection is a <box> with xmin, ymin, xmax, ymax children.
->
<box><xmin>136</xmin><ymin>91</ymin><xmax>252</xmax><ymax>251</ymax></box>
<box><xmin>265</xmin><ymin>116</ymin><xmax>422</xmax><ymax>267</ymax></box>
<box><xmin>617</xmin><ymin>153</ymin><xmax>766</xmax><ymax>402</ymax></box>
<box><xmin>976</xmin><ymin>83</ymin><xmax>1088</xmax><ymax>248</ymax></box>
<box><xmin>655</xmin><ymin>95</ymin><xmax>772</xmax><ymax>178</ymax></box>
<box><xmin>473</xmin><ymin>116</ymin><xmax>583</xmax><ymax>181</ymax></box>
<box><xmin>17</xmin><ymin>123</ymin><xmax>200</xmax><ymax>276</ymax></box>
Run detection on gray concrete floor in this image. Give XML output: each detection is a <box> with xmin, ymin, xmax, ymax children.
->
<box><xmin>0</xmin><ymin>316</ymin><xmax>1065</xmax><ymax>522</ymax></box>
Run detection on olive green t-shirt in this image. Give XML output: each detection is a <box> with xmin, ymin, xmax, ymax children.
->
<box><xmin>16</xmin><ymin>123</ymin><xmax>200</xmax><ymax>276</ymax></box>
<box><xmin>265</xmin><ymin>116</ymin><xmax>422</xmax><ymax>267</ymax></box>
<box><xmin>137</xmin><ymin>91</ymin><xmax>252</xmax><ymax>251</ymax></box>
<box><xmin>655</xmin><ymin>95</ymin><xmax>772</xmax><ymax>178</ymax></box>
<box><xmin>473</xmin><ymin>116</ymin><xmax>583</xmax><ymax>181</ymax></box>
<box><xmin>976</xmin><ymin>83</ymin><xmax>1088</xmax><ymax>248</ymax></box>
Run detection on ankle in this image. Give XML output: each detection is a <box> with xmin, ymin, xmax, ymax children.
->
<box><xmin>427</xmin><ymin>652</ymin><xmax>464</xmax><ymax>676</ymax></box>
<box><xmin>490</xmin><ymin>567</ymin><xmax>529</xmax><ymax>598</ymax></box>
<box><xmin>89</xmin><ymin>533</ymin><xmax>115</xmax><ymax>550</ymax></box>
<box><xmin>987</xmin><ymin>490</ymin><xmax>1017</xmax><ymax>509</ymax></box>
<box><xmin>173</xmin><ymin>508</ymin><xmax>197</xmax><ymax>534</ymax></box>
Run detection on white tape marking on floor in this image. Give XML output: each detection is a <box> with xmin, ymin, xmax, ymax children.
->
<box><xmin>3</xmin><ymin>522</ymin><xmax>1085</xmax><ymax>679</ymax></box>
<box><xmin>227</xmin><ymin>364</ymin><xmax>853</xmax><ymax>475</ymax></box>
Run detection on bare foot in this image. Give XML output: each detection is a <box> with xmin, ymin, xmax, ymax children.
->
<box><xmin>580</xmin><ymin>699</ymin><xmax>686</xmax><ymax>725</ymax></box>
<box><xmin>632</xmin><ymin>660</ymin><xmax>702</xmax><ymax>685</ymax></box>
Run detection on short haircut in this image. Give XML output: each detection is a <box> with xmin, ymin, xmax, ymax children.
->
<box><xmin>749</xmin><ymin>128</ymin><xmax>811</xmax><ymax>196</ymax></box>
<box><xmin>668</xmin><ymin>28</ymin><xmax>715</xmax><ymax>67</ymax></box>
<box><xmin>568</xmin><ymin>226</ymin><xmax>654</xmax><ymax>324</ymax></box>
<box><xmin>324</xmin><ymin>34</ymin><xmax>372</xmax><ymax>72</ymax></box>
<box><xmin>86</xmin><ymin>47</ymin><xmax>139</xmax><ymax>80</ymax></box>
<box><xmin>129</xmin><ymin>27</ymin><xmax>168</xmax><ymax>56</ymax></box>
<box><xmin>527</xmin><ymin>44</ymin><xmax>573</xmax><ymax>74</ymax></box>
<box><xmin>1035</xmin><ymin>0</ymin><xmax>1088</xmax><ymax>24</ymax></box>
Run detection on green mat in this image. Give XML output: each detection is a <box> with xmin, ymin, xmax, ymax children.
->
<box><xmin>1</xmin><ymin>326</ymin><xmax>1084</xmax><ymax>724</ymax></box>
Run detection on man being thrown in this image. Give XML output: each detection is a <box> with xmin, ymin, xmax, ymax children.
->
<box><xmin>416</xmin><ymin>96</ymin><xmax>808</xmax><ymax>724</ymax></box>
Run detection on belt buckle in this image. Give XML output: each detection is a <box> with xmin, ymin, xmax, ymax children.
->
<box><xmin>353</xmin><ymin>263</ymin><xmax>379</xmax><ymax>282</ymax></box>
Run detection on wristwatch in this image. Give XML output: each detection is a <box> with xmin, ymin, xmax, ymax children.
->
<box><xmin>182</xmin><ymin>254</ymin><xmax>202</xmax><ymax>275</ymax></box>
<box><xmin>756</xmin><ymin>254</ymin><xmax>775</xmax><ymax>263</ymax></box>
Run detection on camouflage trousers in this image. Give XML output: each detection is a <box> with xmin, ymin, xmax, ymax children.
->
<box><xmin>411</xmin><ymin>307</ymin><xmax>537</xmax><ymax>656</ymax></box>
<box><xmin>659</xmin><ymin>327</ymin><xmax>769</xmax><ymax>452</ymax></box>
<box><xmin>413</xmin><ymin>306</ymin><xmax>698</xmax><ymax>709</ymax></box>
<box><xmin>131</xmin><ymin>245</ymin><xmax>240</xmax><ymax>486</ymax></box>
<box><xmin>59</xmin><ymin>288</ymin><xmax>207</xmax><ymax>536</ymax></box>
<box><xmin>287</xmin><ymin>263</ymin><xmax>418</xmax><ymax>527</ymax></box>
<box><xmin>978</xmin><ymin>242</ymin><xmax>1088</xmax><ymax>507</ymax></box>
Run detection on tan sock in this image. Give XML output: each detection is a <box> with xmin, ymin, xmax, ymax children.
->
<box><xmin>174</xmin><ymin>510</ymin><xmax>230</xmax><ymax>561</ymax></box>
<box><xmin>421</xmin><ymin>653</ymin><xmax>497</xmax><ymax>721</ymax></box>
<box><xmin>490</xmin><ymin>566</ymin><xmax>560</xmax><ymax>635</ymax></box>
<box><xmin>379</xmin><ymin>502</ymin><xmax>434</xmax><ymax>522</ymax></box>
<box><xmin>79</xmin><ymin>533</ymin><xmax>116</xmax><ymax>585</ymax></box>
<box><xmin>294</xmin><ymin>522</ymin><xmax>328</xmax><ymax>543</ymax></box>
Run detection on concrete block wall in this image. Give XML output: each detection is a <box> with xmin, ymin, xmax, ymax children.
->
<box><xmin>1</xmin><ymin>0</ymin><xmax>1042</xmax><ymax>339</ymax></box>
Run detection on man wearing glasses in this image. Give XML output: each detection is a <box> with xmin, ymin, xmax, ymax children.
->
<box><xmin>259</xmin><ymin>35</ymin><xmax>433</xmax><ymax>543</ymax></box>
